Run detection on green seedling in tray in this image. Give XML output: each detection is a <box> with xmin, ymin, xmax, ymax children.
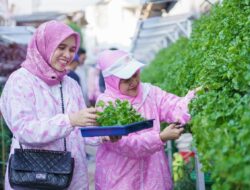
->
<box><xmin>96</xmin><ymin>99</ymin><xmax>144</xmax><ymax>126</ymax></box>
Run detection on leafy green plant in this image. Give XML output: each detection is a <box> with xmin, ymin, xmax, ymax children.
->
<box><xmin>96</xmin><ymin>99</ymin><xmax>144</xmax><ymax>126</ymax></box>
<box><xmin>141</xmin><ymin>0</ymin><xmax>250</xmax><ymax>189</ymax></box>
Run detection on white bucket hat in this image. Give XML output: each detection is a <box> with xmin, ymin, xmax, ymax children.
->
<box><xmin>102</xmin><ymin>54</ymin><xmax>145</xmax><ymax>79</ymax></box>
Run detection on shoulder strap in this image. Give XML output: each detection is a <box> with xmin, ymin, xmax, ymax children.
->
<box><xmin>59</xmin><ymin>81</ymin><xmax>67</xmax><ymax>151</ymax></box>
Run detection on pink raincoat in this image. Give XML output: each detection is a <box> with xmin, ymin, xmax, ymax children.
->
<box><xmin>95</xmin><ymin>50</ymin><xmax>195</xmax><ymax>190</ymax></box>
<box><xmin>0</xmin><ymin>21</ymin><xmax>94</xmax><ymax>190</ymax></box>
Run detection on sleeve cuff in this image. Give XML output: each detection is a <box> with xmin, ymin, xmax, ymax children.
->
<box><xmin>185</xmin><ymin>90</ymin><xmax>196</xmax><ymax>101</ymax></box>
<box><xmin>150</xmin><ymin>132</ymin><xmax>165</xmax><ymax>149</ymax></box>
<box><xmin>65</xmin><ymin>114</ymin><xmax>74</xmax><ymax>133</ymax></box>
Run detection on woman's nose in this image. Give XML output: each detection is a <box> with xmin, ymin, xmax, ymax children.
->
<box><xmin>63</xmin><ymin>50</ymin><xmax>71</xmax><ymax>58</ymax></box>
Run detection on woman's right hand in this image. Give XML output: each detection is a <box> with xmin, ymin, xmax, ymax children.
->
<box><xmin>69</xmin><ymin>107</ymin><xmax>98</xmax><ymax>127</ymax></box>
<box><xmin>159</xmin><ymin>124</ymin><xmax>184</xmax><ymax>142</ymax></box>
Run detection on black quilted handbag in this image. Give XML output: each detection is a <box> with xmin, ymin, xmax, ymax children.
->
<box><xmin>8</xmin><ymin>147</ymin><xmax>74</xmax><ymax>190</ymax></box>
<box><xmin>8</xmin><ymin>82</ymin><xmax>74</xmax><ymax>189</ymax></box>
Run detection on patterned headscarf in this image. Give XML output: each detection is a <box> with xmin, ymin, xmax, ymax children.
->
<box><xmin>21</xmin><ymin>20</ymin><xmax>80</xmax><ymax>85</ymax></box>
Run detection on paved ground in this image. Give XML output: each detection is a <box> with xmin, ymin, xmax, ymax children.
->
<box><xmin>86</xmin><ymin>145</ymin><xmax>97</xmax><ymax>190</ymax></box>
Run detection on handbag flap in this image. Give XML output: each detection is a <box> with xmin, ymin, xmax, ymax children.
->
<box><xmin>10</xmin><ymin>149</ymin><xmax>73</xmax><ymax>174</ymax></box>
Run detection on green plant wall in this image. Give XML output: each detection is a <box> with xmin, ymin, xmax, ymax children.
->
<box><xmin>141</xmin><ymin>0</ymin><xmax>250</xmax><ymax>189</ymax></box>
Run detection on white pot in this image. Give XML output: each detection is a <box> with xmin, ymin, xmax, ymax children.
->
<box><xmin>175</xmin><ymin>133</ymin><xmax>193</xmax><ymax>152</ymax></box>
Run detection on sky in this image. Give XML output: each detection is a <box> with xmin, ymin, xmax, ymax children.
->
<box><xmin>8</xmin><ymin>0</ymin><xmax>101</xmax><ymax>15</ymax></box>
<box><xmin>7</xmin><ymin>0</ymin><xmax>143</xmax><ymax>15</ymax></box>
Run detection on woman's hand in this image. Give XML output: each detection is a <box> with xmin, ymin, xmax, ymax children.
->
<box><xmin>159</xmin><ymin>124</ymin><xmax>184</xmax><ymax>142</ymax></box>
<box><xmin>101</xmin><ymin>136</ymin><xmax>122</xmax><ymax>143</ymax></box>
<box><xmin>193</xmin><ymin>86</ymin><xmax>203</xmax><ymax>93</ymax></box>
<box><xmin>69</xmin><ymin>107</ymin><xmax>98</xmax><ymax>127</ymax></box>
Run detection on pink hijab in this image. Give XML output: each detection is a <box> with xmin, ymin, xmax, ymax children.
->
<box><xmin>98</xmin><ymin>50</ymin><xmax>143</xmax><ymax>105</ymax></box>
<box><xmin>21</xmin><ymin>20</ymin><xmax>80</xmax><ymax>86</ymax></box>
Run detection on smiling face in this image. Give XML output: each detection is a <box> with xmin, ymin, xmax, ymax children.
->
<box><xmin>119</xmin><ymin>71</ymin><xmax>140</xmax><ymax>97</ymax></box>
<box><xmin>51</xmin><ymin>35</ymin><xmax>76</xmax><ymax>72</ymax></box>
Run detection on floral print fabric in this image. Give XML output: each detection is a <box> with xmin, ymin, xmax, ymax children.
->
<box><xmin>95</xmin><ymin>83</ymin><xmax>195</xmax><ymax>190</ymax></box>
<box><xmin>0</xmin><ymin>68</ymin><xmax>89</xmax><ymax>190</ymax></box>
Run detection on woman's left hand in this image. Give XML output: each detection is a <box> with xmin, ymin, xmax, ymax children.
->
<box><xmin>193</xmin><ymin>86</ymin><xmax>203</xmax><ymax>93</ymax></box>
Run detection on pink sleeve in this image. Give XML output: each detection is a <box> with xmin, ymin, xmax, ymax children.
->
<box><xmin>73</xmin><ymin>82</ymin><xmax>102</xmax><ymax>146</ymax></box>
<box><xmin>103</xmin><ymin>130</ymin><xmax>164</xmax><ymax>158</ymax></box>
<box><xmin>67</xmin><ymin>79</ymin><xmax>102</xmax><ymax>146</ymax></box>
<box><xmin>84</xmin><ymin>137</ymin><xmax>101</xmax><ymax>146</ymax></box>
<box><xmin>0</xmin><ymin>75</ymin><xmax>73</xmax><ymax>146</ymax></box>
<box><xmin>154</xmin><ymin>86</ymin><xmax>196</xmax><ymax>125</ymax></box>
<box><xmin>74</xmin><ymin>80</ymin><xmax>86</xmax><ymax>109</ymax></box>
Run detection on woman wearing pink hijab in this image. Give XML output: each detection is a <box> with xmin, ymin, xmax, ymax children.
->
<box><xmin>95</xmin><ymin>50</ymin><xmax>200</xmax><ymax>190</ymax></box>
<box><xmin>0</xmin><ymin>20</ymin><xmax>99</xmax><ymax>190</ymax></box>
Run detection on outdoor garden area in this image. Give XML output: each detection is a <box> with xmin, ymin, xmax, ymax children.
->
<box><xmin>0</xmin><ymin>0</ymin><xmax>249</xmax><ymax>189</ymax></box>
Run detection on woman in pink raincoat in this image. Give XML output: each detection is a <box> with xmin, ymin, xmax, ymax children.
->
<box><xmin>0</xmin><ymin>20</ymin><xmax>100</xmax><ymax>190</ymax></box>
<box><xmin>95</xmin><ymin>50</ymin><xmax>199</xmax><ymax>190</ymax></box>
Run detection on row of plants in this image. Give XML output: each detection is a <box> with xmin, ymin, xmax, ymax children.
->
<box><xmin>141</xmin><ymin>0</ymin><xmax>250</xmax><ymax>189</ymax></box>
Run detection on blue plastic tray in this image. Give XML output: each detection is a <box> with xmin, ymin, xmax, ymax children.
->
<box><xmin>80</xmin><ymin>119</ymin><xmax>154</xmax><ymax>137</ymax></box>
